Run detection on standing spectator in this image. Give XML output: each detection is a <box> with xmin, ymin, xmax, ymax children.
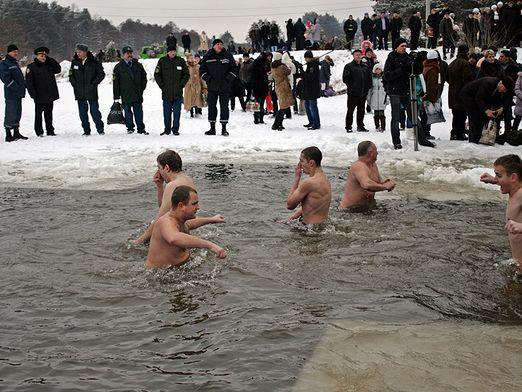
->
<box><xmin>367</xmin><ymin>63</ymin><xmax>389</xmax><ymax>132</ymax></box>
<box><xmin>376</xmin><ymin>11</ymin><xmax>390</xmax><ymax>50</ymax></box>
<box><xmin>440</xmin><ymin>12</ymin><xmax>455</xmax><ymax>60</ymax></box>
<box><xmin>344</xmin><ymin>15</ymin><xmax>358</xmax><ymax>50</ymax></box>
<box><xmin>448</xmin><ymin>45</ymin><xmax>473</xmax><ymax>140</ymax></box>
<box><xmin>182</xmin><ymin>31</ymin><xmax>191</xmax><ymax>53</ymax></box>
<box><xmin>499</xmin><ymin>49</ymin><xmax>519</xmax><ymax>133</ymax></box>
<box><xmin>383</xmin><ymin>38</ymin><xmax>433</xmax><ymax>149</ymax></box>
<box><xmin>463</xmin><ymin>11</ymin><xmax>480</xmax><ymax>49</ymax></box>
<box><xmin>113</xmin><ymin>46</ymin><xmax>148</xmax><ymax>135</ymax></box>
<box><xmin>199</xmin><ymin>31</ymin><xmax>209</xmax><ymax>54</ymax></box>
<box><xmin>166</xmin><ymin>32</ymin><xmax>177</xmax><ymax>49</ymax></box>
<box><xmin>361</xmin><ymin>13</ymin><xmax>372</xmax><ymax>40</ymax></box>
<box><xmin>270</xmin><ymin>52</ymin><xmax>294</xmax><ymax>130</ymax></box>
<box><xmin>370</xmin><ymin>14</ymin><xmax>379</xmax><ymax>48</ymax></box>
<box><xmin>312</xmin><ymin>19</ymin><xmax>322</xmax><ymax>47</ymax></box>
<box><xmin>343</xmin><ymin>49</ymin><xmax>372</xmax><ymax>133</ymax></box>
<box><xmin>390</xmin><ymin>11</ymin><xmax>404</xmax><ymax>50</ymax></box>
<box><xmin>261</xmin><ymin>21</ymin><xmax>271</xmax><ymax>51</ymax></box>
<box><xmin>282</xmin><ymin>52</ymin><xmax>296</xmax><ymax>118</ymax></box>
<box><xmin>25</xmin><ymin>46</ymin><xmax>61</xmax><ymax>137</ymax></box>
<box><xmin>286</xmin><ymin>19</ymin><xmax>295</xmax><ymax>50</ymax></box>
<box><xmin>294</xmin><ymin>18</ymin><xmax>306</xmax><ymax>50</ymax></box>
<box><xmin>426</xmin><ymin>8</ymin><xmax>440</xmax><ymax>49</ymax></box>
<box><xmin>154</xmin><ymin>45</ymin><xmax>189</xmax><ymax>136</ymax></box>
<box><xmin>461</xmin><ymin>76</ymin><xmax>511</xmax><ymax>143</ymax></box>
<box><xmin>408</xmin><ymin>11</ymin><xmax>422</xmax><ymax>51</ymax></box>
<box><xmin>239</xmin><ymin>53</ymin><xmax>254</xmax><ymax>100</ymax></box>
<box><xmin>199</xmin><ymin>38</ymin><xmax>237</xmax><ymax>136</ymax></box>
<box><xmin>320</xmin><ymin>55</ymin><xmax>334</xmax><ymax>94</ymax></box>
<box><xmin>251</xmin><ymin>52</ymin><xmax>270</xmax><ymax>125</ymax></box>
<box><xmin>184</xmin><ymin>53</ymin><xmax>206</xmax><ymax>118</ymax></box>
<box><xmin>0</xmin><ymin>44</ymin><xmax>27</xmax><ymax>142</ymax></box>
<box><xmin>421</xmin><ymin>50</ymin><xmax>441</xmax><ymax>140</ymax></box>
<box><xmin>69</xmin><ymin>44</ymin><xmax>105</xmax><ymax>136</ymax></box>
<box><xmin>302</xmin><ymin>50</ymin><xmax>321</xmax><ymax>130</ymax></box>
<box><xmin>477</xmin><ymin>49</ymin><xmax>504</xmax><ymax>78</ymax></box>
<box><xmin>95</xmin><ymin>49</ymin><xmax>105</xmax><ymax>63</ymax></box>
<box><xmin>270</xmin><ymin>22</ymin><xmax>279</xmax><ymax>52</ymax></box>
<box><xmin>230</xmin><ymin>59</ymin><xmax>246</xmax><ymax>111</ymax></box>
<box><xmin>291</xmin><ymin>55</ymin><xmax>305</xmax><ymax>115</ymax></box>
<box><xmin>249</xmin><ymin>25</ymin><xmax>259</xmax><ymax>53</ymax></box>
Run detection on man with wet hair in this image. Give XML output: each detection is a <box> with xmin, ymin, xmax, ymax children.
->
<box><xmin>135</xmin><ymin>150</ymin><xmax>196</xmax><ymax>244</ymax></box>
<box><xmin>339</xmin><ymin>141</ymin><xmax>396</xmax><ymax>211</ymax></box>
<box><xmin>480</xmin><ymin>154</ymin><xmax>522</xmax><ymax>275</ymax></box>
<box><xmin>146</xmin><ymin>186</ymin><xmax>227</xmax><ymax>268</ymax></box>
<box><xmin>286</xmin><ymin>146</ymin><xmax>331</xmax><ymax>224</ymax></box>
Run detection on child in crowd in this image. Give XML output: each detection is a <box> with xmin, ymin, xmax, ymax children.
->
<box><xmin>367</xmin><ymin>63</ymin><xmax>388</xmax><ymax>132</ymax></box>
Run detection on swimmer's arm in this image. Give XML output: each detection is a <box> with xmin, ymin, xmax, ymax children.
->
<box><xmin>287</xmin><ymin>180</ymin><xmax>310</xmax><ymax>210</ymax></box>
<box><xmin>164</xmin><ymin>230</ymin><xmax>227</xmax><ymax>258</ymax></box>
<box><xmin>354</xmin><ymin>166</ymin><xmax>391</xmax><ymax>192</ymax></box>
<box><xmin>480</xmin><ymin>172</ymin><xmax>498</xmax><ymax>185</ymax></box>
<box><xmin>186</xmin><ymin>215</ymin><xmax>226</xmax><ymax>230</ymax></box>
<box><xmin>288</xmin><ymin>208</ymin><xmax>303</xmax><ymax>220</ymax></box>
<box><xmin>134</xmin><ymin>189</ymin><xmax>172</xmax><ymax>244</ymax></box>
<box><xmin>156</xmin><ymin>185</ymin><xmax>164</xmax><ymax>207</ymax></box>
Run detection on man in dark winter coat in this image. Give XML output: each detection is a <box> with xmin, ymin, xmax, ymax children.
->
<box><xmin>498</xmin><ymin>49</ymin><xmax>519</xmax><ymax>133</ymax></box>
<box><xmin>294</xmin><ymin>19</ymin><xmax>306</xmax><ymax>50</ymax></box>
<box><xmin>0</xmin><ymin>44</ymin><xmax>27</xmax><ymax>142</ymax></box>
<box><xmin>383</xmin><ymin>38</ymin><xmax>433</xmax><ymax>149</ymax></box>
<box><xmin>286</xmin><ymin>19</ymin><xmax>295</xmax><ymax>50</ymax></box>
<box><xmin>426</xmin><ymin>8</ymin><xmax>440</xmax><ymax>49</ymax></box>
<box><xmin>25</xmin><ymin>46</ymin><xmax>61</xmax><ymax>137</ymax></box>
<box><xmin>461</xmin><ymin>76</ymin><xmax>511</xmax><ymax>143</ymax></box>
<box><xmin>251</xmin><ymin>52</ymin><xmax>270</xmax><ymax>124</ymax></box>
<box><xmin>113</xmin><ymin>46</ymin><xmax>148</xmax><ymax>135</ymax></box>
<box><xmin>439</xmin><ymin>13</ymin><xmax>455</xmax><ymax>60</ymax></box>
<box><xmin>181</xmin><ymin>32</ymin><xmax>191</xmax><ymax>52</ymax></box>
<box><xmin>390</xmin><ymin>11</ymin><xmax>404</xmax><ymax>51</ymax></box>
<box><xmin>199</xmin><ymin>38</ymin><xmax>237</xmax><ymax>136</ymax></box>
<box><xmin>301</xmin><ymin>50</ymin><xmax>321</xmax><ymax>130</ymax></box>
<box><xmin>261</xmin><ymin>22</ymin><xmax>271</xmax><ymax>51</ymax></box>
<box><xmin>69</xmin><ymin>44</ymin><xmax>105</xmax><ymax>135</ymax></box>
<box><xmin>447</xmin><ymin>45</ymin><xmax>473</xmax><ymax>140</ymax></box>
<box><xmin>239</xmin><ymin>53</ymin><xmax>254</xmax><ymax>100</ymax></box>
<box><xmin>166</xmin><ymin>33</ymin><xmax>177</xmax><ymax>49</ymax></box>
<box><xmin>154</xmin><ymin>45</ymin><xmax>189</xmax><ymax>135</ymax></box>
<box><xmin>361</xmin><ymin>13</ymin><xmax>372</xmax><ymax>40</ymax></box>
<box><xmin>344</xmin><ymin>15</ymin><xmax>358</xmax><ymax>50</ymax></box>
<box><xmin>343</xmin><ymin>50</ymin><xmax>371</xmax><ymax>132</ymax></box>
<box><xmin>408</xmin><ymin>11</ymin><xmax>423</xmax><ymax>50</ymax></box>
<box><xmin>376</xmin><ymin>11</ymin><xmax>390</xmax><ymax>50</ymax></box>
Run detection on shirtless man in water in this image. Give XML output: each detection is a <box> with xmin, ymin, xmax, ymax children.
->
<box><xmin>146</xmin><ymin>185</ymin><xmax>227</xmax><ymax>268</ymax></box>
<box><xmin>286</xmin><ymin>146</ymin><xmax>332</xmax><ymax>224</ymax></box>
<box><xmin>135</xmin><ymin>150</ymin><xmax>195</xmax><ymax>244</ymax></box>
<box><xmin>339</xmin><ymin>141</ymin><xmax>396</xmax><ymax>210</ymax></box>
<box><xmin>480</xmin><ymin>154</ymin><xmax>522</xmax><ymax>273</ymax></box>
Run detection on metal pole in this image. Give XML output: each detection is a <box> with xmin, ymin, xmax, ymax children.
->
<box><xmin>409</xmin><ymin>73</ymin><xmax>419</xmax><ymax>151</ymax></box>
<box><xmin>426</xmin><ymin>0</ymin><xmax>430</xmax><ymax>21</ymax></box>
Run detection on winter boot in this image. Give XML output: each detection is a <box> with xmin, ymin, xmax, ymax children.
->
<box><xmin>272</xmin><ymin>111</ymin><xmax>284</xmax><ymax>131</ymax></box>
<box><xmin>205</xmin><ymin>122</ymin><xmax>216</xmax><ymax>135</ymax></box>
<box><xmin>374</xmin><ymin>115</ymin><xmax>380</xmax><ymax>132</ymax></box>
<box><xmin>13</xmin><ymin>128</ymin><xmax>28</xmax><ymax>140</ymax></box>
<box><xmin>190</xmin><ymin>108</ymin><xmax>194</xmax><ymax>118</ymax></box>
<box><xmin>5</xmin><ymin>128</ymin><xmax>15</xmax><ymax>142</ymax></box>
<box><xmin>258</xmin><ymin>112</ymin><xmax>265</xmax><ymax>124</ymax></box>
<box><xmin>221</xmin><ymin>122</ymin><xmax>229</xmax><ymax>137</ymax></box>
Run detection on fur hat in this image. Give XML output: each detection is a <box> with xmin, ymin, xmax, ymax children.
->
<box><xmin>372</xmin><ymin>63</ymin><xmax>383</xmax><ymax>73</ymax></box>
<box><xmin>427</xmin><ymin>50</ymin><xmax>439</xmax><ymax>60</ymax></box>
<box><xmin>272</xmin><ymin>52</ymin><xmax>282</xmax><ymax>61</ymax></box>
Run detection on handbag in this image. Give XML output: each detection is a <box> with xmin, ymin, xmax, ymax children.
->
<box><xmin>479</xmin><ymin>119</ymin><xmax>497</xmax><ymax>146</ymax></box>
<box><xmin>201</xmin><ymin>93</ymin><xmax>208</xmax><ymax>108</ymax></box>
<box><xmin>107</xmin><ymin>101</ymin><xmax>125</xmax><ymax>125</ymax></box>
<box><xmin>424</xmin><ymin>99</ymin><xmax>445</xmax><ymax>125</ymax></box>
<box><xmin>246</xmin><ymin>100</ymin><xmax>261</xmax><ymax>112</ymax></box>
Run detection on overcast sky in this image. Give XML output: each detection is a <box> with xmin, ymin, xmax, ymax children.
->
<box><xmin>46</xmin><ymin>0</ymin><xmax>374</xmax><ymax>42</ymax></box>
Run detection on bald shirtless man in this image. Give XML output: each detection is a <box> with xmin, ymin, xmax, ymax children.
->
<box><xmin>135</xmin><ymin>150</ymin><xmax>195</xmax><ymax>244</ymax></box>
<box><xmin>146</xmin><ymin>185</ymin><xmax>227</xmax><ymax>268</ymax></box>
<box><xmin>339</xmin><ymin>141</ymin><xmax>395</xmax><ymax>210</ymax></box>
<box><xmin>286</xmin><ymin>146</ymin><xmax>332</xmax><ymax>224</ymax></box>
<box><xmin>480</xmin><ymin>154</ymin><xmax>522</xmax><ymax>274</ymax></box>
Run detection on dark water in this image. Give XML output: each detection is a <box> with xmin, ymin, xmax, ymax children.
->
<box><xmin>1</xmin><ymin>164</ymin><xmax>521</xmax><ymax>391</ymax></box>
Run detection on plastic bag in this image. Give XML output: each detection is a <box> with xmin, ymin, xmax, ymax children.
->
<box><xmin>479</xmin><ymin>120</ymin><xmax>497</xmax><ymax>146</ymax></box>
<box><xmin>425</xmin><ymin>99</ymin><xmax>445</xmax><ymax>125</ymax></box>
<box><xmin>107</xmin><ymin>101</ymin><xmax>125</xmax><ymax>125</ymax></box>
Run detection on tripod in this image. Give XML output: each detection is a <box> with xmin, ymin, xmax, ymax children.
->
<box><xmin>409</xmin><ymin>68</ymin><xmax>419</xmax><ymax>151</ymax></box>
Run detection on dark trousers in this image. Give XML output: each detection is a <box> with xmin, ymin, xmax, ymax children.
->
<box><xmin>163</xmin><ymin>99</ymin><xmax>182</xmax><ymax>132</ymax></box>
<box><xmin>346</xmin><ymin>35</ymin><xmax>355</xmax><ymax>50</ymax></box>
<box><xmin>374</xmin><ymin>110</ymin><xmax>386</xmax><ymax>130</ymax></box>
<box><xmin>183</xmin><ymin>45</ymin><xmax>190</xmax><ymax>52</ymax></box>
<box><xmin>230</xmin><ymin>95</ymin><xmax>246</xmax><ymax>111</ymax></box>
<box><xmin>410</xmin><ymin>31</ymin><xmax>420</xmax><ymax>50</ymax></box>
<box><xmin>346</xmin><ymin>95</ymin><xmax>366</xmax><ymax>129</ymax></box>
<box><xmin>123</xmin><ymin>102</ymin><xmax>145</xmax><ymax>132</ymax></box>
<box><xmin>304</xmin><ymin>99</ymin><xmax>320</xmax><ymax>128</ymax></box>
<box><xmin>391</xmin><ymin>32</ymin><xmax>400</xmax><ymax>50</ymax></box>
<box><xmin>207</xmin><ymin>90</ymin><xmax>230</xmax><ymax>123</ymax></box>
<box><xmin>34</xmin><ymin>102</ymin><xmax>54</xmax><ymax>135</ymax></box>
<box><xmin>451</xmin><ymin>109</ymin><xmax>467</xmax><ymax>138</ymax></box>
<box><xmin>296</xmin><ymin>36</ymin><xmax>305</xmax><ymax>50</ymax></box>
<box><xmin>363</xmin><ymin>33</ymin><xmax>370</xmax><ymax>40</ymax></box>
<box><xmin>244</xmin><ymin>82</ymin><xmax>253</xmax><ymax>100</ymax></box>
<box><xmin>390</xmin><ymin>95</ymin><xmax>426</xmax><ymax>146</ymax></box>
<box><xmin>378</xmin><ymin>31</ymin><xmax>389</xmax><ymax>50</ymax></box>
<box><xmin>501</xmin><ymin>95</ymin><xmax>513</xmax><ymax>132</ymax></box>
<box><xmin>77</xmin><ymin>99</ymin><xmax>103</xmax><ymax>133</ymax></box>
<box><xmin>4</xmin><ymin>98</ymin><xmax>22</xmax><ymax>129</ymax></box>
<box><xmin>428</xmin><ymin>36</ymin><xmax>437</xmax><ymax>49</ymax></box>
<box><xmin>467</xmin><ymin>108</ymin><xmax>486</xmax><ymax>143</ymax></box>
<box><xmin>442</xmin><ymin>38</ymin><xmax>455</xmax><ymax>57</ymax></box>
<box><xmin>399</xmin><ymin>102</ymin><xmax>413</xmax><ymax>128</ymax></box>
<box><xmin>512</xmin><ymin>115</ymin><xmax>521</xmax><ymax>131</ymax></box>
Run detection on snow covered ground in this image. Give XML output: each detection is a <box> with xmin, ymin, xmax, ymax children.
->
<box><xmin>0</xmin><ymin>49</ymin><xmax>520</xmax><ymax>191</ymax></box>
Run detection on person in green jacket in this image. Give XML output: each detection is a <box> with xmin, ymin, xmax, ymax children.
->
<box><xmin>154</xmin><ymin>45</ymin><xmax>190</xmax><ymax>135</ymax></box>
<box><xmin>113</xmin><ymin>46</ymin><xmax>148</xmax><ymax>134</ymax></box>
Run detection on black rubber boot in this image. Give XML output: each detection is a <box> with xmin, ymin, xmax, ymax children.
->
<box><xmin>205</xmin><ymin>122</ymin><xmax>216</xmax><ymax>135</ymax></box>
<box><xmin>221</xmin><ymin>122</ymin><xmax>229</xmax><ymax>137</ymax></box>
<box><xmin>5</xmin><ymin>128</ymin><xmax>15</xmax><ymax>142</ymax></box>
<box><xmin>13</xmin><ymin>128</ymin><xmax>28</xmax><ymax>140</ymax></box>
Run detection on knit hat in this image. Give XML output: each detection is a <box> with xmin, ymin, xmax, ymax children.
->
<box><xmin>372</xmin><ymin>63</ymin><xmax>383</xmax><ymax>73</ymax></box>
<box><xmin>34</xmin><ymin>46</ymin><xmax>49</xmax><ymax>55</ymax></box>
<box><xmin>472</xmin><ymin>8</ymin><xmax>479</xmax><ymax>13</ymax></box>
<box><xmin>121</xmin><ymin>46</ymin><xmax>133</xmax><ymax>54</ymax></box>
<box><xmin>304</xmin><ymin>50</ymin><xmax>314</xmax><ymax>58</ymax></box>
<box><xmin>457</xmin><ymin>44</ymin><xmax>469</xmax><ymax>54</ymax></box>
<box><xmin>427</xmin><ymin>50</ymin><xmax>439</xmax><ymax>60</ymax></box>
<box><xmin>76</xmin><ymin>43</ymin><xmax>88</xmax><ymax>52</ymax></box>
<box><xmin>272</xmin><ymin>52</ymin><xmax>282</xmax><ymax>61</ymax></box>
<box><xmin>212</xmin><ymin>38</ymin><xmax>223</xmax><ymax>46</ymax></box>
<box><xmin>394</xmin><ymin>38</ymin><xmax>407</xmax><ymax>49</ymax></box>
<box><xmin>167</xmin><ymin>45</ymin><xmax>177</xmax><ymax>53</ymax></box>
<box><xmin>7</xmin><ymin>44</ymin><xmax>18</xmax><ymax>53</ymax></box>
